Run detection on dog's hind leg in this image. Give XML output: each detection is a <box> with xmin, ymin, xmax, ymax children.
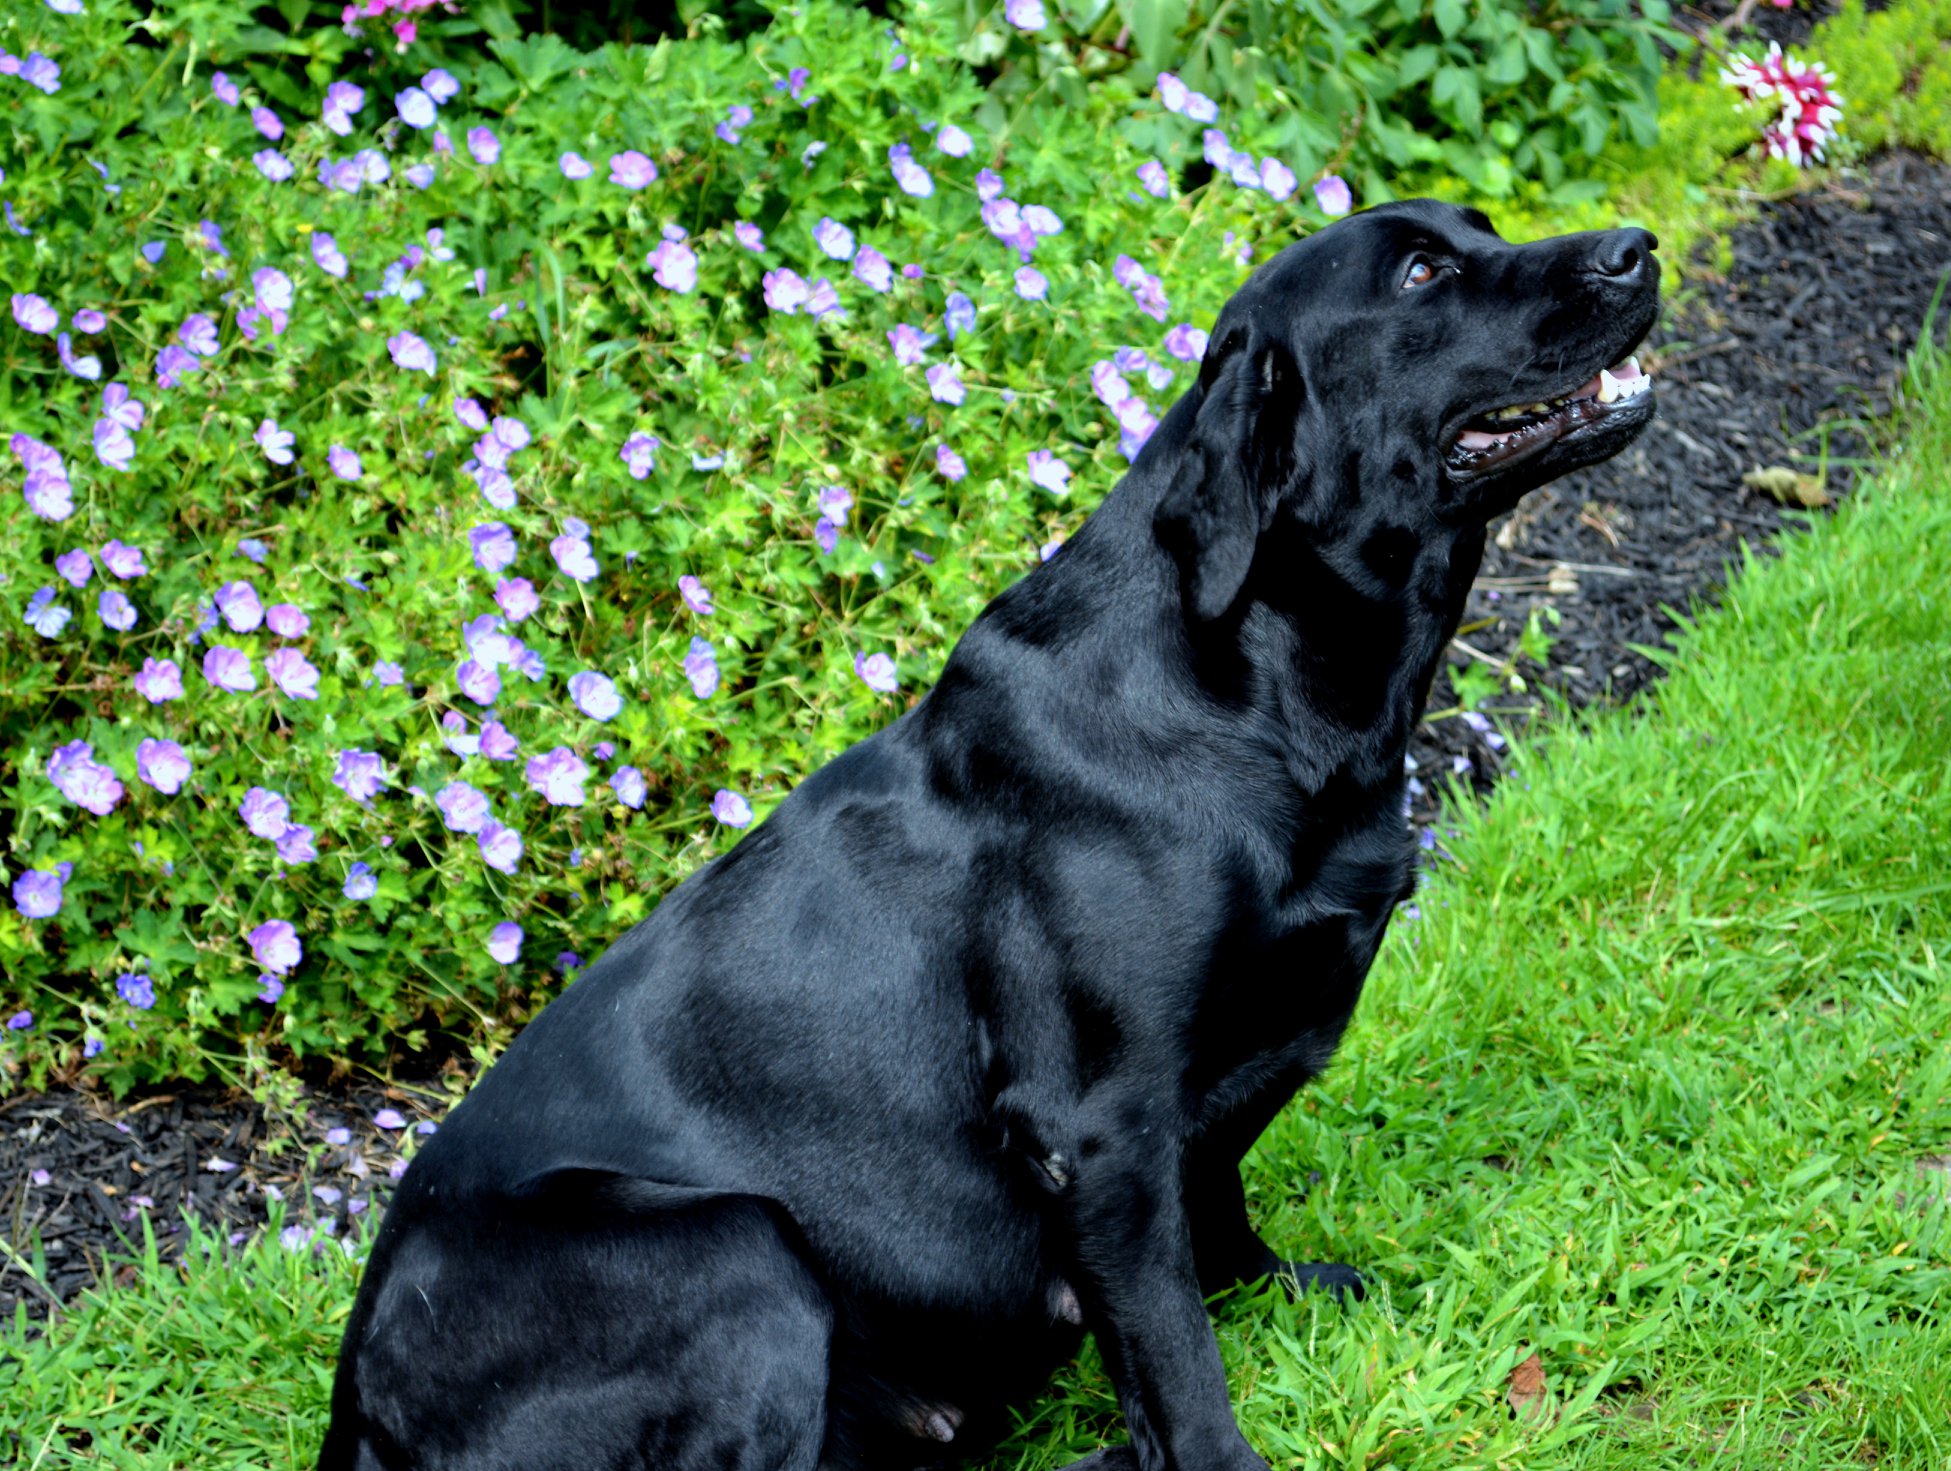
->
<box><xmin>326</xmin><ymin>1179</ymin><xmax>832</xmax><ymax>1471</ymax></box>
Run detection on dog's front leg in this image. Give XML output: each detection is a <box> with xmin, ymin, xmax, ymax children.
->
<box><xmin>1031</xmin><ymin>1088</ymin><xmax>1268</xmax><ymax>1471</ymax></box>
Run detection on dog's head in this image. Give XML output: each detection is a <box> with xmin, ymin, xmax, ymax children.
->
<box><xmin>1152</xmin><ymin>199</ymin><xmax>1658</xmax><ymax>620</ymax></box>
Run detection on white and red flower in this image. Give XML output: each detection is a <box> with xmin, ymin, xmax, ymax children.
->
<box><xmin>1721</xmin><ymin>43</ymin><xmax>1845</xmax><ymax>168</ymax></box>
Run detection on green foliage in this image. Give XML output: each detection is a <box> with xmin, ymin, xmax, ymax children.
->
<box><xmin>0</xmin><ymin>0</ymin><xmax>1285</xmax><ymax>1091</ymax></box>
<box><xmin>937</xmin><ymin>0</ymin><xmax>1688</xmax><ymax>204</ymax></box>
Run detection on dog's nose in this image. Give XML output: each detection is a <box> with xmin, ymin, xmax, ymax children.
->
<box><xmin>1591</xmin><ymin>228</ymin><xmax>1658</xmax><ymax>280</ymax></box>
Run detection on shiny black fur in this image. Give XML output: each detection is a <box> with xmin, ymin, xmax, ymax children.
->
<box><xmin>321</xmin><ymin>201</ymin><xmax>1658</xmax><ymax>1471</ymax></box>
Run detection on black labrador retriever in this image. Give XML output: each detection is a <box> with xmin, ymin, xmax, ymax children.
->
<box><xmin>321</xmin><ymin>199</ymin><xmax>1658</xmax><ymax>1471</ymax></box>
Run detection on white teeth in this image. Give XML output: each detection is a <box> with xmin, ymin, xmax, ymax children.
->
<box><xmin>1598</xmin><ymin>368</ymin><xmax>1620</xmax><ymax>404</ymax></box>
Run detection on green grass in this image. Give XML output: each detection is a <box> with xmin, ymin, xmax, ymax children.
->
<box><xmin>6</xmin><ymin>341</ymin><xmax>1950</xmax><ymax>1468</ymax></box>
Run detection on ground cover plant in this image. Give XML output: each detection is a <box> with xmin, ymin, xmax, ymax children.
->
<box><xmin>6</xmin><ymin>311</ymin><xmax>1947</xmax><ymax>1471</ymax></box>
<box><xmin>6</xmin><ymin>0</ymin><xmax>1951</xmax><ymax>1097</ymax></box>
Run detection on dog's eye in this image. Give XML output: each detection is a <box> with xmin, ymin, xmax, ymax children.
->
<box><xmin>1402</xmin><ymin>257</ymin><xmax>1439</xmax><ymax>289</ymax></box>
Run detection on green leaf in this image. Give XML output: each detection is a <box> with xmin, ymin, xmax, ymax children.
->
<box><xmin>1433</xmin><ymin>0</ymin><xmax>1467</xmax><ymax>39</ymax></box>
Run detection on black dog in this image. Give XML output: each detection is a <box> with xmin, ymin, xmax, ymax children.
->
<box><xmin>321</xmin><ymin>200</ymin><xmax>1657</xmax><ymax>1471</ymax></box>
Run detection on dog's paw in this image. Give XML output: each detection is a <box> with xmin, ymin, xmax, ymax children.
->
<box><xmin>1278</xmin><ymin>1260</ymin><xmax>1366</xmax><ymax>1304</ymax></box>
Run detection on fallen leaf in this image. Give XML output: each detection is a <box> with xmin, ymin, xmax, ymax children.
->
<box><xmin>1743</xmin><ymin>464</ymin><xmax>1831</xmax><ymax>508</ymax></box>
<box><xmin>1508</xmin><ymin>1350</ymin><xmax>1558</xmax><ymax>1427</ymax></box>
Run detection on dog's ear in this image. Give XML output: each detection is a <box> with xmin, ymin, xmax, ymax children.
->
<box><xmin>1156</xmin><ymin>330</ymin><xmax>1306</xmax><ymax>622</ymax></box>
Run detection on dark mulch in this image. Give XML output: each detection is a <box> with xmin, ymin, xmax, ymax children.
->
<box><xmin>6</xmin><ymin>150</ymin><xmax>1951</xmax><ymax>1330</ymax></box>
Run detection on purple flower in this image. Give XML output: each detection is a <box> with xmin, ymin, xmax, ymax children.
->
<box><xmin>23</xmin><ymin>587</ymin><xmax>70</xmax><ymax>638</ymax></box>
<box><xmin>936</xmin><ymin>443</ymin><xmax>967</xmax><ymax>481</ymax></box>
<box><xmin>344</xmin><ymin>863</ymin><xmax>378</xmax><ymax>901</ymax></box>
<box><xmin>764</xmin><ymin>268</ymin><xmax>810</xmax><ymax>314</ymax></box>
<box><xmin>238</xmin><ymin>538</ymin><xmax>270</xmax><ymax>564</ymax></box>
<box><xmin>684</xmin><ymin>637</ymin><xmax>719</xmax><ymax>698</ymax></box>
<box><xmin>311</xmin><ymin>232</ymin><xmax>349</xmax><ymax>278</ymax></box>
<box><xmin>458</xmin><ymin>124</ymin><xmax>497</xmax><ymax>163</ymax></box>
<box><xmin>560</xmin><ymin>151</ymin><xmax>593</xmax><ymax>179</ymax></box>
<box><xmin>814</xmin><ymin>217</ymin><xmax>856</xmax><ymax>261</ymax></box>
<box><xmin>102</xmin><ymin>539</ymin><xmax>144</xmax><ymax>578</ymax></box>
<box><xmin>481</xmin><ymin>720</ymin><xmax>519</xmax><ymax>762</ymax></box>
<box><xmin>610</xmin><ymin>766</ymin><xmax>647</xmax><ymax>809</ymax></box>
<box><xmin>551</xmin><ymin>534</ymin><xmax>598</xmax><ymax>583</ymax></box>
<box><xmin>98</xmin><ymin>588</ymin><xmax>137</xmax><ymax>631</ymax></box>
<box><xmin>214</xmin><ymin>580</ymin><xmax>264</xmax><ymax>632</ymax></box>
<box><xmin>812</xmin><ymin>485</ymin><xmax>850</xmax><ymax>527</ymax></box>
<box><xmin>92</xmin><ymin>418</ymin><xmax>135</xmax><ymax>471</ymax></box>
<box><xmin>259</xmin><ymin>976</ymin><xmax>285</xmax><ymax>1006</ymax></box>
<box><xmin>155</xmin><ymin>344</ymin><xmax>199</xmax><ymax>389</ymax></box>
<box><xmin>855</xmin><ymin>651</ymin><xmax>900</xmax><ymax>693</ymax></box>
<box><xmin>423</xmin><ymin>69</ymin><xmax>459</xmax><ymax>103</ymax></box>
<box><xmin>1137</xmin><ymin>159</ymin><xmax>1170</xmax><ymax>198</ymax></box>
<box><xmin>203</xmin><ymin>645</ymin><xmax>256</xmax><ymax>692</ymax></box>
<box><xmin>240</xmin><ymin>787</ymin><xmax>291</xmax><ymax>839</ymax></box>
<box><xmin>944</xmin><ymin>293</ymin><xmax>978</xmax><ymax>342</ymax></box>
<box><xmin>179</xmin><ymin>313</ymin><xmax>220</xmax><ymax>358</ymax></box>
<box><xmin>246</xmin><ymin>104</ymin><xmax>283</xmax><ymax>141</ymax></box>
<box><xmin>488</xmin><ymin>922</ymin><xmax>523</xmax><ymax>964</ymax></box>
<box><xmin>10</xmin><ymin>293</ymin><xmax>56</xmax><ymax>335</ymax></box>
<box><xmin>1004</xmin><ymin>0</ymin><xmax>1046</xmax><ymax>30</ymax></box>
<box><xmin>526</xmin><ymin>747</ymin><xmax>591</xmax><ymax>806</ymax></box>
<box><xmin>1163</xmin><ymin>323</ymin><xmax>1210</xmax><ymax>362</ymax></box>
<box><xmin>927</xmin><ymin>362</ymin><xmax>967</xmax><ymax>405</ymax></box>
<box><xmin>267</xmin><ymin>647</ymin><xmax>320</xmax><ymax>699</ymax></box>
<box><xmin>936</xmin><ymin>123</ymin><xmax>973</xmax><ymax>156</ymax></box>
<box><xmin>807</xmin><ymin>278</ymin><xmax>843</xmax><ymax>319</ymax></box>
<box><xmin>495</xmin><ymin>577</ymin><xmax>539</xmax><ymax>621</ymax></box>
<box><xmin>59</xmin><ymin>333</ymin><xmax>101</xmax><ymax>380</ymax></box>
<box><xmin>609</xmin><ymin>150</ymin><xmax>656</xmax><ymax>188</ymax></box>
<box><xmin>212</xmin><ymin>71</ymin><xmax>240</xmax><ymax>106</ymax></box>
<box><xmin>333</xmin><ymin>749</ymin><xmax>386</xmax><ymax>803</ymax></box>
<box><xmin>250</xmin><ymin>920</ymin><xmax>303</xmax><ymax>975</ymax></box>
<box><xmin>436</xmin><ymin>780</ymin><xmax>491</xmax><ymax>834</ymax></box>
<box><xmin>712</xmin><ymin>789</ymin><xmax>753</xmax><ymax>827</ymax></box>
<box><xmin>116</xmin><ymin>973</ymin><xmax>157</xmax><ymax>1010</ymax></box>
<box><xmin>276</xmin><ymin>824</ymin><xmax>318</xmax><ymax>864</ymax></box>
<box><xmin>396</xmin><ymin>87</ymin><xmax>436</xmax><ymax>129</ymax></box>
<box><xmin>815</xmin><ymin>519</ymin><xmax>840</xmax><ymax>555</ymax></box>
<box><xmin>388</xmin><ymin>330</ymin><xmax>437</xmax><ymax>374</ymax></box>
<box><xmin>73</xmin><ymin>308</ymin><xmax>104</xmax><ymax>333</ymax></box>
<box><xmin>456</xmin><ymin>658</ymin><xmax>501</xmax><ymax>705</ymax></box>
<box><xmin>254</xmin><ymin>418</ymin><xmax>296</xmax><ymax>465</ymax></box>
<box><xmin>328</xmin><ymin>445</ymin><xmax>363</xmax><ymax>481</ymax></box>
<box><xmin>133</xmin><ymin>656</ymin><xmax>182</xmax><ymax>703</ymax></box>
<box><xmin>620</xmin><ymin>432</ymin><xmax>660</xmax><ymax>481</ymax></box>
<box><xmin>478</xmin><ymin>821</ymin><xmax>524</xmax><ymax>875</ymax></box>
<box><xmin>1027</xmin><ymin>448</ymin><xmax>1072</xmax><ymax>495</ymax></box>
<box><xmin>734</xmin><ymin>221</ymin><xmax>765</xmax><ymax>253</ymax></box>
<box><xmin>48</xmin><ymin>740</ymin><xmax>124</xmax><ymax>815</ymax></box>
<box><xmin>888</xmin><ymin>142</ymin><xmax>933</xmax><ymax>198</ymax></box>
<box><xmin>887</xmin><ymin>323</ymin><xmax>935</xmax><ymax>365</ymax></box>
<box><xmin>13</xmin><ymin>866</ymin><xmax>66</xmax><ymax>918</ymax></box>
<box><xmin>647</xmin><ymin>239</ymin><xmax>698</xmax><ymax>293</ymax></box>
<box><xmin>4</xmin><ymin>1010</ymin><xmax>31</xmax><ymax>1031</ymax></box>
<box><xmin>1113</xmin><ymin>255</ymin><xmax>1170</xmax><ymax>322</ymax></box>
<box><xmin>570</xmin><ymin>671</ymin><xmax>623</xmax><ymax>722</ymax></box>
<box><xmin>455</xmin><ymin>397</ymin><xmax>489</xmax><ymax>431</ymax></box>
<box><xmin>1315</xmin><ymin>174</ymin><xmax>1353</xmax><ymax>216</ymax></box>
<box><xmin>56</xmin><ymin>549</ymin><xmax>93</xmax><ymax>588</ymax></box>
<box><xmin>678</xmin><ymin>575</ymin><xmax>714</xmax><ymax>615</ymax></box>
<box><xmin>1014</xmin><ymin>266</ymin><xmax>1048</xmax><ymax>302</ymax></box>
<box><xmin>852</xmin><ymin>246</ymin><xmax>893</xmax><ymax>294</ymax></box>
<box><xmin>1259</xmin><ymin>157</ymin><xmax>1298</xmax><ymax>201</ymax></box>
<box><xmin>323</xmin><ymin>80</ymin><xmax>365</xmax><ymax>134</ymax></box>
<box><xmin>470</xmin><ymin>522</ymin><xmax>516</xmax><ymax>573</ymax></box>
<box><xmin>264</xmin><ymin>602</ymin><xmax>307</xmax><ymax>639</ymax></box>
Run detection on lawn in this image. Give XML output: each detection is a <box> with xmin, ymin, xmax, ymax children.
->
<box><xmin>5</xmin><ymin>330</ymin><xmax>1947</xmax><ymax>1470</ymax></box>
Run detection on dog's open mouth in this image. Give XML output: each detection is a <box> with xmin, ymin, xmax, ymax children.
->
<box><xmin>1444</xmin><ymin>354</ymin><xmax>1654</xmax><ymax>475</ymax></box>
